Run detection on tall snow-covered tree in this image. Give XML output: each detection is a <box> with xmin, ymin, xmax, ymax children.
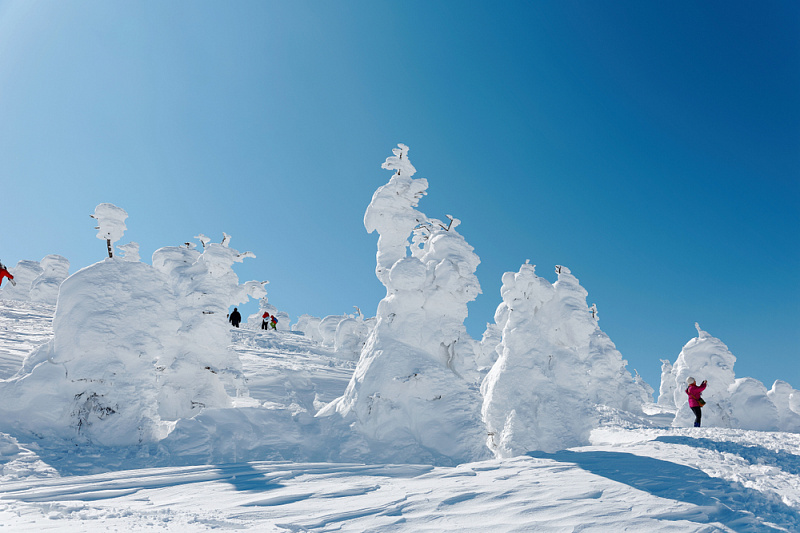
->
<box><xmin>319</xmin><ymin>144</ymin><xmax>488</xmax><ymax>465</ymax></box>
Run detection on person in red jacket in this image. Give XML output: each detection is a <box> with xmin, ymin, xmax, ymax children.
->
<box><xmin>0</xmin><ymin>262</ymin><xmax>14</xmax><ymax>288</ymax></box>
<box><xmin>686</xmin><ymin>377</ymin><xmax>708</xmax><ymax>427</ymax></box>
<box><xmin>261</xmin><ymin>312</ymin><xmax>270</xmax><ymax>330</ymax></box>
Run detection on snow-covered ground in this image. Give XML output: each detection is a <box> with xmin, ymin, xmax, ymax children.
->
<box><xmin>1</xmin><ymin>300</ymin><xmax>799</xmax><ymax>532</ymax></box>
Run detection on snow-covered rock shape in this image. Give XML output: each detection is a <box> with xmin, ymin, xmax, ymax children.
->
<box><xmin>28</xmin><ymin>255</ymin><xmax>70</xmax><ymax>305</ymax></box>
<box><xmin>0</xmin><ymin>260</ymin><xmax>43</xmax><ymax>301</ymax></box>
<box><xmin>482</xmin><ymin>263</ymin><xmax>650</xmax><ymax>456</ymax></box>
<box><xmin>319</xmin><ymin>144</ymin><xmax>488</xmax><ymax>465</ymax></box>
<box><xmin>662</xmin><ymin>323</ymin><xmax>790</xmax><ymax>431</ymax></box>
<box><xmin>91</xmin><ymin>203</ymin><xmax>128</xmax><ymax>257</ymax></box>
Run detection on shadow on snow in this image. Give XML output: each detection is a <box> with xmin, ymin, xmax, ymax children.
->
<box><xmin>527</xmin><ymin>449</ymin><xmax>798</xmax><ymax>532</ymax></box>
<box><xmin>655</xmin><ymin>435</ymin><xmax>800</xmax><ymax>476</ymax></box>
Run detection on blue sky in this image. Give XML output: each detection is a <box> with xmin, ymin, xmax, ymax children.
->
<box><xmin>1</xmin><ymin>1</ymin><xmax>798</xmax><ymax>392</ymax></box>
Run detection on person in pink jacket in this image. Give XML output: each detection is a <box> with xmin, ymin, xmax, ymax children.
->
<box><xmin>686</xmin><ymin>377</ymin><xmax>708</xmax><ymax>427</ymax></box>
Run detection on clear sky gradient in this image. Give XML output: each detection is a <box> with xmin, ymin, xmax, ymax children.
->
<box><xmin>1</xmin><ymin>1</ymin><xmax>798</xmax><ymax>393</ymax></box>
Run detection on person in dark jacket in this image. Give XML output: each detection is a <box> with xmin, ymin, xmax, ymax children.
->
<box><xmin>229</xmin><ymin>307</ymin><xmax>242</xmax><ymax>328</ymax></box>
<box><xmin>685</xmin><ymin>377</ymin><xmax>707</xmax><ymax>427</ymax></box>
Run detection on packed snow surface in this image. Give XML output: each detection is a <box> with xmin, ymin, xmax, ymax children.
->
<box><xmin>1</xmin><ymin>300</ymin><xmax>800</xmax><ymax>532</ymax></box>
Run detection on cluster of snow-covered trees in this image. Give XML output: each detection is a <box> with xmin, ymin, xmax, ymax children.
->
<box><xmin>0</xmin><ymin>254</ymin><xmax>70</xmax><ymax>304</ymax></box>
<box><xmin>1</xmin><ymin>145</ymin><xmax>798</xmax><ymax>465</ymax></box>
<box><xmin>0</xmin><ymin>205</ymin><xmax>266</xmax><ymax>446</ymax></box>
<box><xmin>658</xmin><ymin>323</ymin><xmax>800</xmax><ymax>432</ymax></box>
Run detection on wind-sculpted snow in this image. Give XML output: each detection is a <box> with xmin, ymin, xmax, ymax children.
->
<box><xmin>660</xmin><ymin>323</ymin><xmax>799</xmax><ymax>432</ymax></box>
<box><xmin>482</xmin><ymin>263</ymin><xmax>651</xmax><ymax>456</ymax></box>
<box><xmin>319</xmin><ymin>144</ymin><xmax>488</xmax><ymax>465</ymax></box>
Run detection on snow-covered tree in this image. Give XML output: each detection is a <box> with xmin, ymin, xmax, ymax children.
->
<box><xmin>319</xmin><ymin>144</ymin><xmax>488</xmax><ymax>465</ymax></box>
<box><xmin>334</xmin><ymin>312</ymin><xmax>373</xmax><ymax>361</ymax></box>
<box><xmin>292</xmin><ymin>314</ymin><xmax>324</xmax><ymax>342</ymax></box>
<box><xmin>0</xmin><ymin>211</ymin><xmax>266</xmax><ymax>445</ymax></box>
<box><xmin>319</xmin><ymin>314</ymin><xmax>350</xmax><ymax>347</ymax></box>
<box><xmin>768</xmin><ymin>381</ymin><xmax>800</xmax><ymax>432</ymax></box>
<box><xmin>482</xmin><ymin>263</ymin><xmax>651</xmax><ymax>456</ymax></box>
<box><xmin>152</xmin><ymin>234</ymin><xmax>266</xmax><ymax>420</ymax></box>
<box><xmin>0</xmin><ymin>260</ymin><xmax>43</xmax><ymax>301</ymax></box>
<box><xmin>661</xmin><ymin>323</ymin><xmax>789</xmax><ymax>431</ymax></box>
<box><xmin>657</xmin><ymin>359</ymin><xmax>676</xmax><ymax>406</ymax></box>
<box><xmin>117</xmin><ymin>242</ymin><xmax>141</xmax><ymax>262</ymax></box>
<box><xmin>247</xmin><ymin>295</ymin><xmax>290</xmax><ymax>331</ymax></box>
<box><xmin>28</xmin><ymin>255</ymin><xmax>70</xmax><ymax>305</ymax></box>
<box><xmin>91</xmin><ymin>203</ymin><xmax>128</xmax><ymax>258</ymax></box>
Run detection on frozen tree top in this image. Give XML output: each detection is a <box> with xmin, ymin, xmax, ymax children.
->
<box><xmin>91</xmin><ymin>203</ymin><xmax>128</xmax><ymax>244</ymax></box>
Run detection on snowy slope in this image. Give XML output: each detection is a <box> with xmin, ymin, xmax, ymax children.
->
<box><xmin>1</xmin><ymin>300</ymin><xmax>799</xmax><ymax>532</ymax></box>
<box><xmin>0</xmin><ymin>300</ymin><xmax>54</xmax><ymax>380</ymax></box>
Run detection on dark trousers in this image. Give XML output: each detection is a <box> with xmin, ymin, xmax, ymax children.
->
<box><xmin>691</xmin><ymin>406</ymin><xmax>702</xmax><ymax>427</ymax></box>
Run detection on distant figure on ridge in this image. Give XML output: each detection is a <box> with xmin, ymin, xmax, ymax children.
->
<box><xmin>262</xmin><ymin>312</ymin><xmax>270</xmax><ymax>330</ymax></box>
<box><xmin>229</xmin><ymin>307</ymin><xmax>242</xmax><ymax>328</ymax></box>
<box><xmin>270</xmin><ymin>315</ymin><xmax>278</xmax><ymax>330</ymax></box>
<box><xmin>685</xmin><ymin>377</ymin><xmax>707</xmax><ymax>427</ymax></box>
<box><xmin>0</xmin><ymin>261</ymin><xmax>14</xmax><ymax>287</ymax></box>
